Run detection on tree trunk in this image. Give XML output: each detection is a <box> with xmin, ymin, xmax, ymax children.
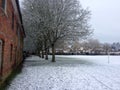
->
<box><xmin>45</xmin><ymin>49</ymin><xmax>48</xmax><ymax>60</ymax></box>
<box><xmin>44</xmin><ymin>40</ymin><xmax>48</xmax><ymax>60</ymax></box>
<box><xmin>42</xmin><ymin>50</ymin><xmax>44</xmax><ymax>58</ymax></box>
<box><xmin>39</xmin><ymin>51</ymin><xmax>41</xmax><ymax>57</ymax></box>
<box><xmin>52</xmin><ymin>44</ymin><xmax>55</xmax><ymax>62</ymax></box>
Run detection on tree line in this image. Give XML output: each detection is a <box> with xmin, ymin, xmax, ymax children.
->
<box><xmin>55</xmin><ymin>39</ymin><xmax>120</xmax><ymax>55</ymax></box>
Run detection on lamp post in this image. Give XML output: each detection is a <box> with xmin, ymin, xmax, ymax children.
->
<box><xmin>108</xmin><ymin>50</ymin><xmax>110</xmax><ymax>64</ymax></box>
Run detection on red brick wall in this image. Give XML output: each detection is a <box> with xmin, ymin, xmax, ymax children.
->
<box><xmin>0</xmin><ymin>0</ymin><xmax>24</xmax><ymax>80</ymax></box>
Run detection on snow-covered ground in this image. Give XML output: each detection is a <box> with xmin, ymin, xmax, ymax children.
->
<box><xmin>8</xmin><ymin>55</ymin><xmax>120</xmax><ymax>90</ymax></box>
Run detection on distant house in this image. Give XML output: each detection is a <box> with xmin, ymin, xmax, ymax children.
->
<box><xmin>0</xmin><ymin>0</ymin><xmax>25</xmax><ymax>84</ymax></box>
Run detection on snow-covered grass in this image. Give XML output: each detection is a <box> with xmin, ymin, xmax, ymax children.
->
<box><xmin>8</xmin><ymin>55</ymin><xmax>120</xmax><ymax>90</ymax></box>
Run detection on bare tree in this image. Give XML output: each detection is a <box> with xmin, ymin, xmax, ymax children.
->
<box><xmin>71</xmin><ymin>40</ymin><xmax>81</xmax><ymax>53</ymax></box>
<box><xmin>103</xmin><ymin>43</ymin><xmax>111</xmax><ymax>54</ymax></box>
<box><xmin>22</xmin><ymin>0</ymin><xmax>92</xmax><ymax>62</ymax></box>
<box><xmin>87</xmin><ymin>39</ymin><xmax>101</xmax><ymax>54</ymax></box>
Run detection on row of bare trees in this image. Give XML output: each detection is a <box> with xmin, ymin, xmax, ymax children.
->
<box><xmin>22</xmin><ymin>0</ymin><xmax>92</xmax><ymax>62</ymax></box>
<box><xmin>63</xmin><ymin>39</ymin><xmax>112</xmax><ymax>54</ymax></box>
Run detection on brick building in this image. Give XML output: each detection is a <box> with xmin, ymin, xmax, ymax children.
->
<box><xmin>0</xmin><ymin>0</ymin><xmax>25</xmax><ymax>84</ymax></box>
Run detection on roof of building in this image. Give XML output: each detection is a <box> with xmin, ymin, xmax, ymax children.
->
<box><xmin>16</xmin><ymin>0</ymin><xmax>26</xmax><ymax>37</ymax></box>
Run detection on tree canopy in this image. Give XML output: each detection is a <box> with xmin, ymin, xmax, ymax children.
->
<box><xmin>22</xmin><ymin>0</ymin><xmax>92</xmax><ymax>62</ymax></box>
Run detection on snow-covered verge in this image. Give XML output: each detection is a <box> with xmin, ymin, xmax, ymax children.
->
<box><xmin>8</xmin><ymin>55</ymin><xmax>120</xmax><ymax>90</ymax></box>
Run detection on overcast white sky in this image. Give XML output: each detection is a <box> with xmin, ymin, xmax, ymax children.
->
<box><xmin>80</xmin><ymin>0</ymin><xmax>120</xmax><ymax>43</ymax></box>
<box><xmin>20</xmin><ymin>0</ymin><xmax>120</xmax><ymax>43</ymax></box>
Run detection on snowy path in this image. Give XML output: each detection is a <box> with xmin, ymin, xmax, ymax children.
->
<box><xmin>8</xmin><ymin>55</ymin><xmax>120</xmax><ymax>90</ymax></box>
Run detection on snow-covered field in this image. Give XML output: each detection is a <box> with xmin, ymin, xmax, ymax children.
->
<box><xmin>8</xmin><ymin>55</ymin><xmax>120</xmax><ymax>90</ymax></box>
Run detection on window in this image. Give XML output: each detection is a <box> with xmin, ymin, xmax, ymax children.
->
<box><xmin>10</xmin><ymin>44</ymin><xmax>13</xmax><ymax>61</ymax></box>
<box><xmin>0</xmin><ymin>39</ymin><xmax>3</xmax><ymax>77</ymax></box>
<box><xmin>1</xmin><ymin>0</ymin><xmax>7</xmax><ymax>13</ymax></box>
<box><xmin>12</xmin><ymin>12</ymin><xmax>14</xmax><ymax>30</ymax></box>
<box><xmin>17</xmin><ymin>28</ymin><xmax>21</xmax><ymax>47</ymax></box>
